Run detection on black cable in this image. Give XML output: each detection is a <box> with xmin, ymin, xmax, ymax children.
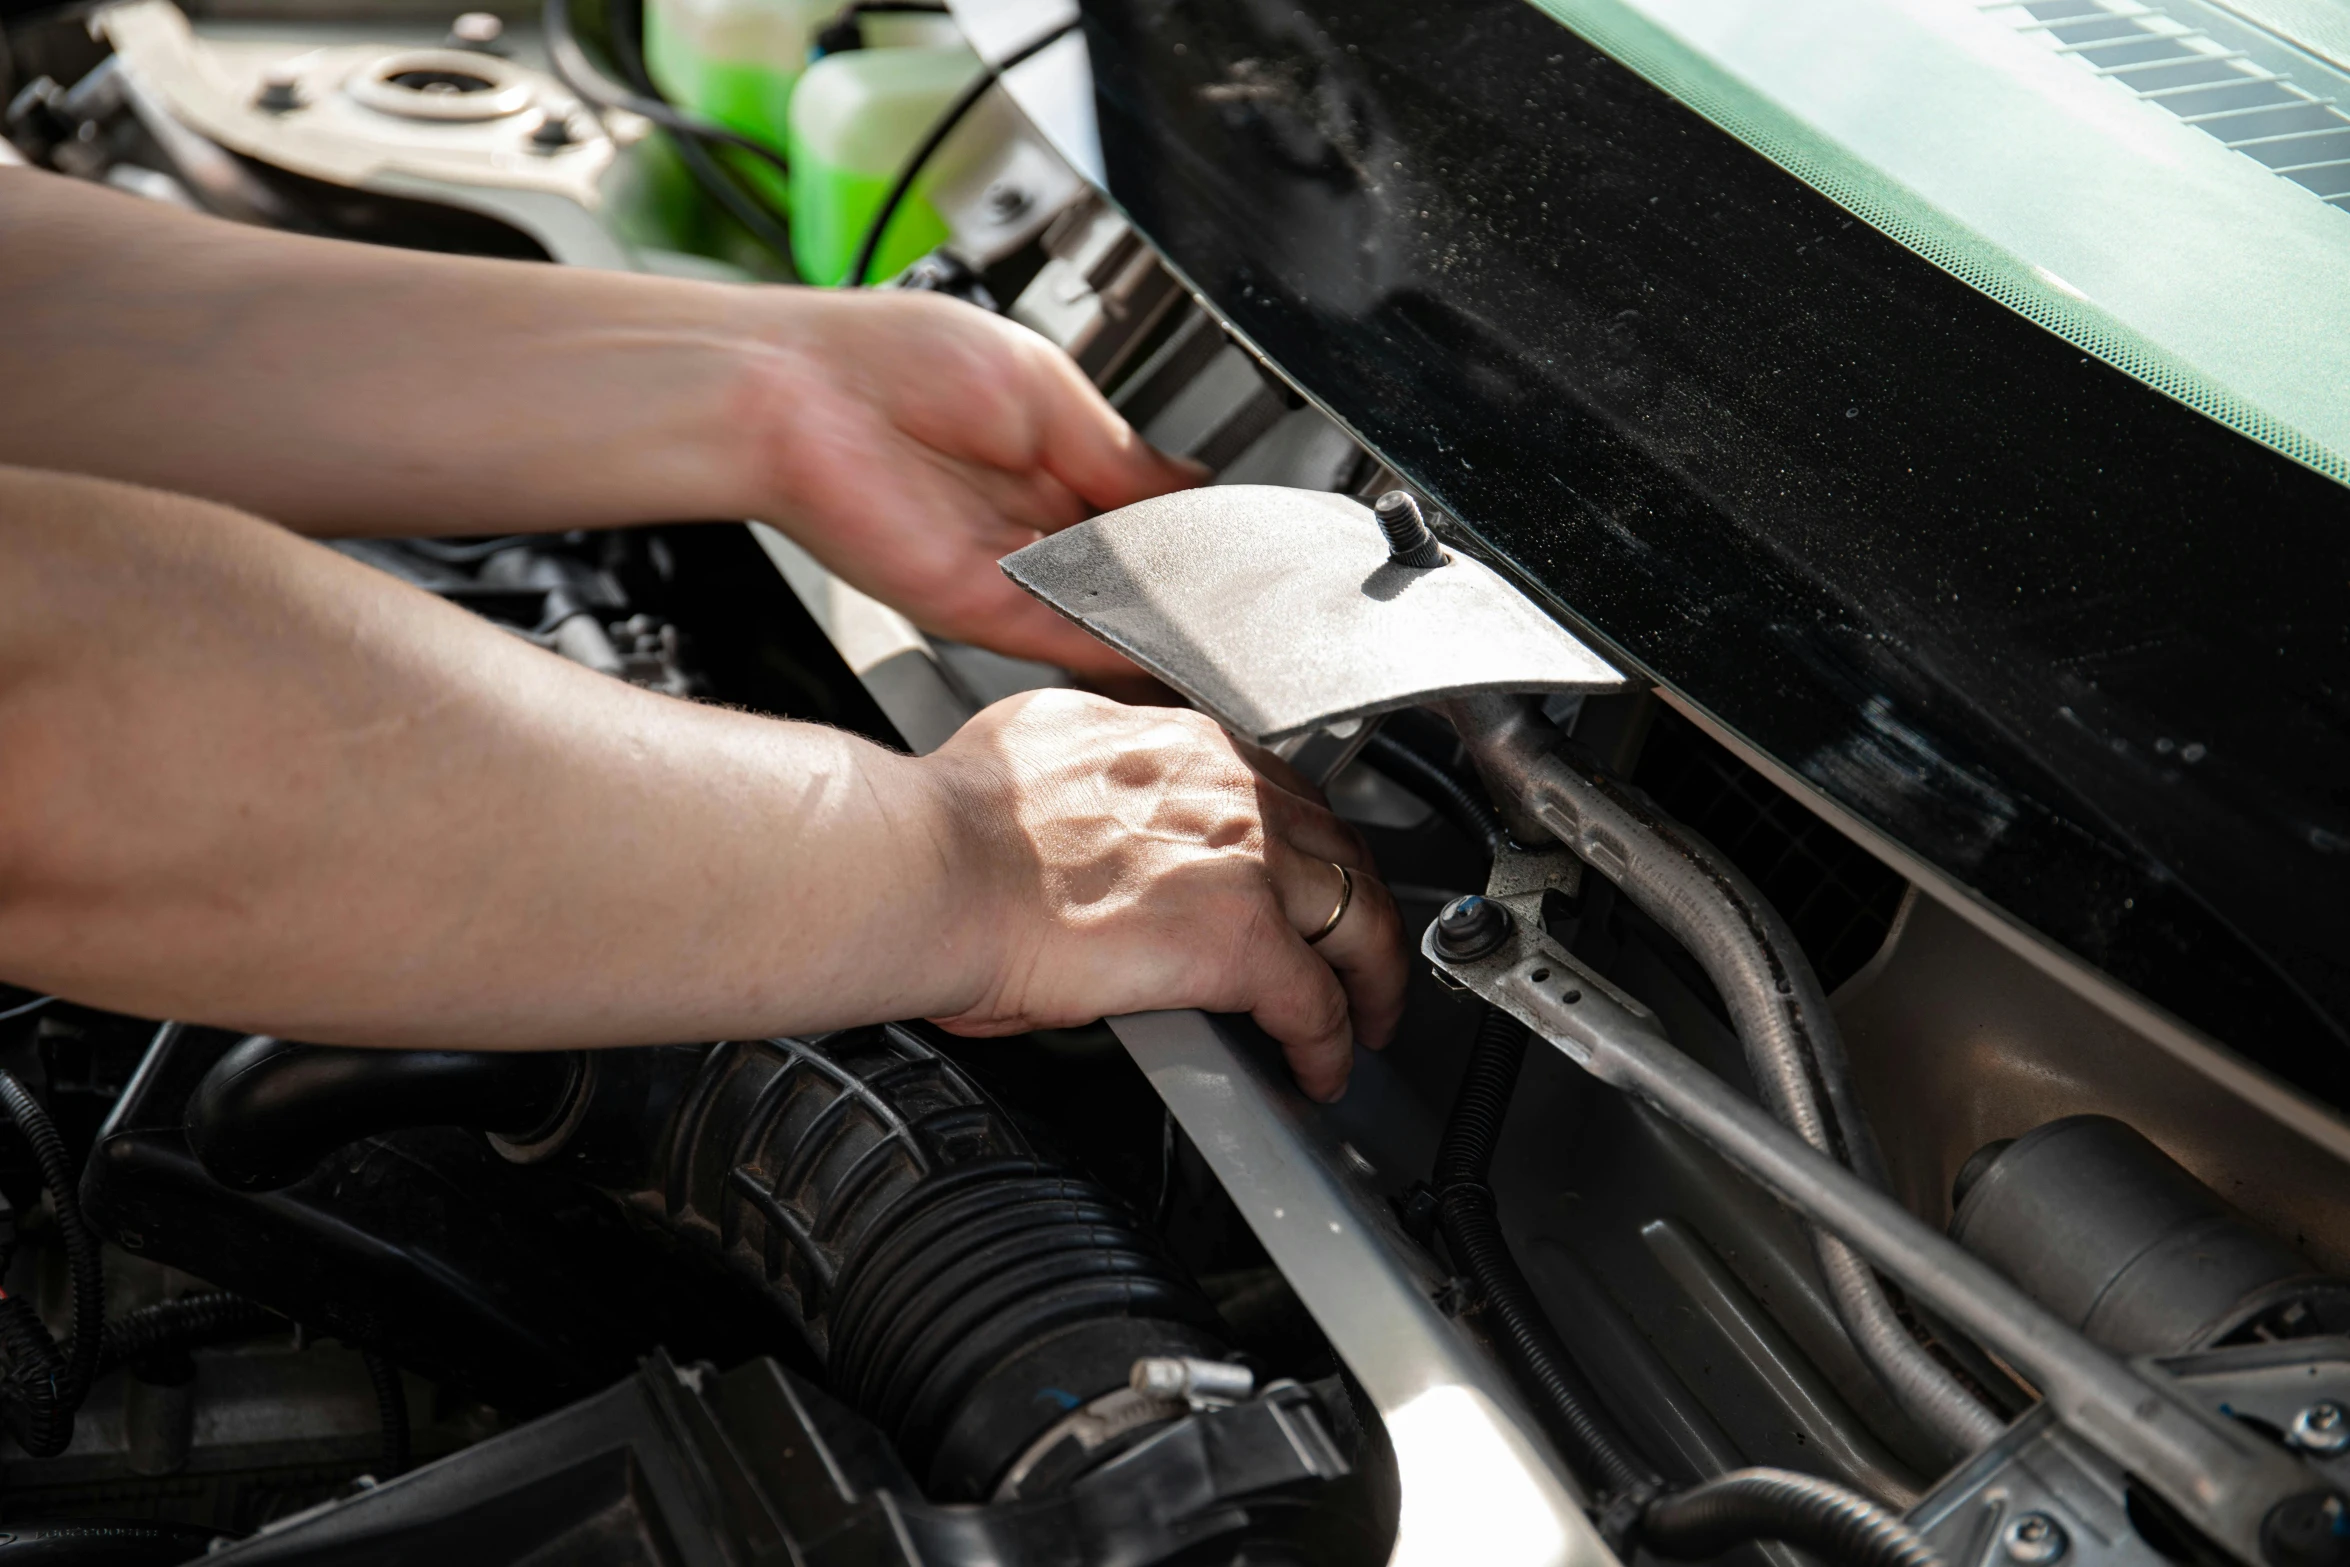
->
<box><xmin>363</xmin><ymin>1352</ymin><xmax>412</xmax><ymax>1477</ymax></box>
<box><xmin>843</xmin><ymin>19</ymin><xmax>1075</xmax><ymax>287</ymax></box>
<box><xmin>1362</xmin><ymin>728</ymin><xmax>1510</xmax><ymax>856</ymax></box>
<box><xmin>98</xmin><ymin>1293</ymin><xmax>285</xmax><ymax>1382</ymax></box>
<box><xmin>0</xmin><ymin>1070</ymin><xmax>104</xmax><ymax>1456</ymax></box>
<box><xmin>1432</xmin><ymin>1008</ymin><xmax>1658</xmax><ymax>1501</ymax></box>
<box><xmin>544</xmin><ymin>0</ymin><xmax>791</xmax><ymax>180</ymax></box>
<box><xmin>543</xmin><ymin>0</ymin><xmax>799</xmax><ymax>267</ymax></box>
<box><xmin>1642</xmin><ymin>1469</ymin><xmax>1943</xmax><ymax>1567</ymax></box>
<box><xmin>602</xmin><ymin>0</ymin><xmax>802</xmax><ymax>273</ymax></box>
<box><xmin>0</xmin><ymin>992</ymin><xmax>54</xmax><ymax>1023</ymax></box>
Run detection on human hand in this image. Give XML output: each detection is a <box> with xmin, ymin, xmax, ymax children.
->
<box><xmin>731</xmin><ymin>289</ymin><xmax>1203</xmax><ymax>679</ymax></box>
<box><xmin>917</xmin><ymin>689</ymin><xmax>1407</xmax><ymax>1101</ymax></box>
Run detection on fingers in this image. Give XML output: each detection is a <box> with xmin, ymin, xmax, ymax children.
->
<box><xmin>1265</xmin><ymin>836</ymin><xmax>1408</xmax><ymax>1059</ymax></box>
<box><xmin>1239</xmin><ymin>915</ymin><xmax>1358</xmax><ymax>1104</ymax></box>
<box><xmin>1018</xmin><ymin>334</ymin><xmax>1209</xmax><ymax>514</ymax></box>
<box><xmin>927</xmin><ymin>586</ymin><xmax>1150</xmax><ymax>679</ymax></box>
<box><xmin>1256</xmin><ymin>779</ymin><xmax>1372</xmax><ymax>870</ymax></box>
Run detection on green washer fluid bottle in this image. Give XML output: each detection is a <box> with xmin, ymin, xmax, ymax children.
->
<box><xmin>788</xmin><ymin>44</ymin><xmax>984</xmax><ymax>286</ymax></box>
<box><xmin>642</xmin><ymin>0</ymin><xmax>835</xmax><ymax>206</ymax></box>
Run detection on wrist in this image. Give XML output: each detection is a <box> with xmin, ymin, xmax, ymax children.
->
<box><xmin>699</xmin><ymin>285</ymin><xmax>849</xmax><ymax>525</ymax></box>
<box><xmin>863</xmin><ymin>741</ymin><xmax>1026</xmax><ymax>1024</ymax></box>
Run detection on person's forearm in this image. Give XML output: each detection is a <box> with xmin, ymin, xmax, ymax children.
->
<box><xmin>0</xmin><ymin>169</ymin><xmax>771</xmax><ymax>537</ymax></box>
<box><xmin>0</xmin><ymin>465</ymin><xmax>994</xmax><ymax>1044</ymax></box>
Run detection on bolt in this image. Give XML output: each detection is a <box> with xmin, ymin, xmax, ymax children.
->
<box><xmin>1372</xmin><ymin>490</ymin><xmax>1446</xmax><ymax>569</ymax></box>
<box><xmin>2263</xmin><ymin>1491</ymin><xmax>2350</xmax><ymax>1567</ymax></box>
<box><xmin>2002</xmin><ymin>1512</ymin><xmax>2068</xmax><ymax>1566</ymax></box>
<box><xmin>1433</xmin><ymin>896</ymin><xmax>1513</xmax><ymax>963</ymax></box>
<box><xmin>983</xmin><ymin>181</ymin><xmax>1032</xmax><ymax>222</ymax></box>
<box><xmin>448</xmin><ymin>11</ymin><xmax>505</xmax><ymax>50</ymax></box>
<box><xmin>2295</xmin><ymin>1402</ymin><xmax>2350</xmax><ymax>1455</ymax></box>
<box><xmin>254</xmin><ymin>61</ymin><xmax>305</xmax><ymax>113</ymax></box>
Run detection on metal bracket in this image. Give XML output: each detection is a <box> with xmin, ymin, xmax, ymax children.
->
<box><xmin>1425</xmin><ymin>854</ymin><xmax>2338</xmax><ymax>1567</ymax></box>
<box><xmin>1000</xmin><ymin>485</ymin><xmax>1624</xmax><ymax>746</ymax></box>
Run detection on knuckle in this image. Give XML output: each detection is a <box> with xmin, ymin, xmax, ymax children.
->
<box><xmin>1298</xmin><ymin>977</ymin><xmax>1350</xmax><ymax>1041</ymax></box>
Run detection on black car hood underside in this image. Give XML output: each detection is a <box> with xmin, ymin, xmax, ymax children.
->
<box><xmin>1081</xmin><ymin>0</ymin><xmax>2350</xmax><ymax>1104</ymax></box>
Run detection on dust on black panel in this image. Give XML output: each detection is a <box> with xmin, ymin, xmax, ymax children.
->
<box><xmin>1631</xmin><ymin>706</ymin><xmax>1906</xmax><ymax>992</ymax></box>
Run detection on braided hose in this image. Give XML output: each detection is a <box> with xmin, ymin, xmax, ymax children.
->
<box><xmin>1444</xmin><ymin>695</ymin><xmax>2004</xmax><ymax>1462</ymax></box>
<box><xmin>1643</xmin><ymin>1468</ymin><xmax>1943</xmax><ymax>1567</ymax></box>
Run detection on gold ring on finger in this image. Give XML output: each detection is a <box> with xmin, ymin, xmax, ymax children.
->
<box><xmin>1305</xmin><ymin>862</ymin><xmax>1354</xmax><ymax>946</ymax></box>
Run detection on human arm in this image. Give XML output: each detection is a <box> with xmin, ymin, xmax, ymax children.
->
<box><xmin>0</xmin><ymin>467</ymin><xmax>1400</xmax><ymax>1099</ymax></box>
<box><xmin>0</xmin><ymin>169</ymin><xmax>1198</xmax><ymax>675</ymax></box>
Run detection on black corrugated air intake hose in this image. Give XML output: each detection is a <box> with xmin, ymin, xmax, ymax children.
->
<box><xmin>0</xmin><ymin>1069</ymin><xmax>106</xmax><ymax>1456</ymax></box>
<box><xmin>1434</xmin><ymin>1008</ymin><xmax>1940</xmax><ymax>1567</ymax></box>
<box><xmin>637</xmin><ymin>1025</ymin><xmax>1230</xmax><ymax>1500</ymax></box>
<box><xmin>180</xmin><ymin>1024</ymin><xmax>1232</xmax><ymax>1502</ymax></box>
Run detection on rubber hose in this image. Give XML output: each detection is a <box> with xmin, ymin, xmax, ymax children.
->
<box><xmin>1442</xmin><ymin>693</ymin><xmax>2004</xmax><ymax>1461</ymax></box>
<box><xmin>1362</xmin><ymin>729</ymin><xmax>1511</xmax><ymax>856</ymax></box>
<box><xmin>363</xmin><ymin>1352</ymin><xmax>411</xmax><ymax>1477</ymax></box>
<box><xmin>0</xmin><ymin>1069</ymin><xmax>104</xmax><ymax>1449</ymax></box>
<box><xmin>1642</xmin><ymin>1468</ymin><xmax>1943</xmax><ymax>1567</ymax></box>
<box><xmin>1433</xmin><ymin>1008</ymin><xmax>1658</xmax><ymax>1500</ymax></box>
<box><xmin>643</xmin><ymin>1028</ymin><xmax>1227</xmax><ymax>1500</ymax></box>
<box><xmin>188</xmin><ymin>1037</ymin><xmax>579</xmax><ymax>1193</ymax></box>
<box><xmin>99</xmin><ymin>1293</ymin><xmax>284</xmax><ymax>1382</ymax></box>
<box><xmin>825</xmin><ymin>1166</ymin><xmax>1222</xmax><ymax>1449</ymax></box>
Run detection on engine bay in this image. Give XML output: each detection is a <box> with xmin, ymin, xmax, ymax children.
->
<box><xmin>5</xmin><ymin>3</ymin><xmax>2350</xmax><ymax>1566</ymax></box>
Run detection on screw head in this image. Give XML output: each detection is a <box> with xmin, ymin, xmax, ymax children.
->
<box><xmin>982</xmin><ymin>181</ymin><xmax>1032</xmax><ymax>221</ymax></box>
<box><xmin>2002</xmin><ymin>1512</ymin><xmax>2068</xmax><ymax>1566</ymax></box>
<box><xmin>2296</xmin><ymin>1403</ymin><xmax>2350</xmax><ymax>1455</ymax></box>
<box><xmin>1433</xmin><ymin>896</ymin><xmax>1513</xmax><ymax>963</ymax></box>
<box><xmin>2262</xmin><ymin>1491</ymin><xmax>2350</xmax><ymax>1567</ymax></box>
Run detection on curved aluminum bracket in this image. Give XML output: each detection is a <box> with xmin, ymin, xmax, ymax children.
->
<box><xmin>1001</xmin><ymin>486</ymin><xmax>1624</xmax><ymax>745</ymax></box>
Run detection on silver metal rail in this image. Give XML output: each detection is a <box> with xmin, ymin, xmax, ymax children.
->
<box><xmin>1424</xmin><ymin>885</ymin><xmax>2333</xmax><ymax>1567</ymax></box>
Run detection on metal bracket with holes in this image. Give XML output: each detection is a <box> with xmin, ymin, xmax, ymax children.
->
<box><xmin>1424</xmin><ymin>849</ymin><xmax>2340</xmax><ymax>1567</ymax></box>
